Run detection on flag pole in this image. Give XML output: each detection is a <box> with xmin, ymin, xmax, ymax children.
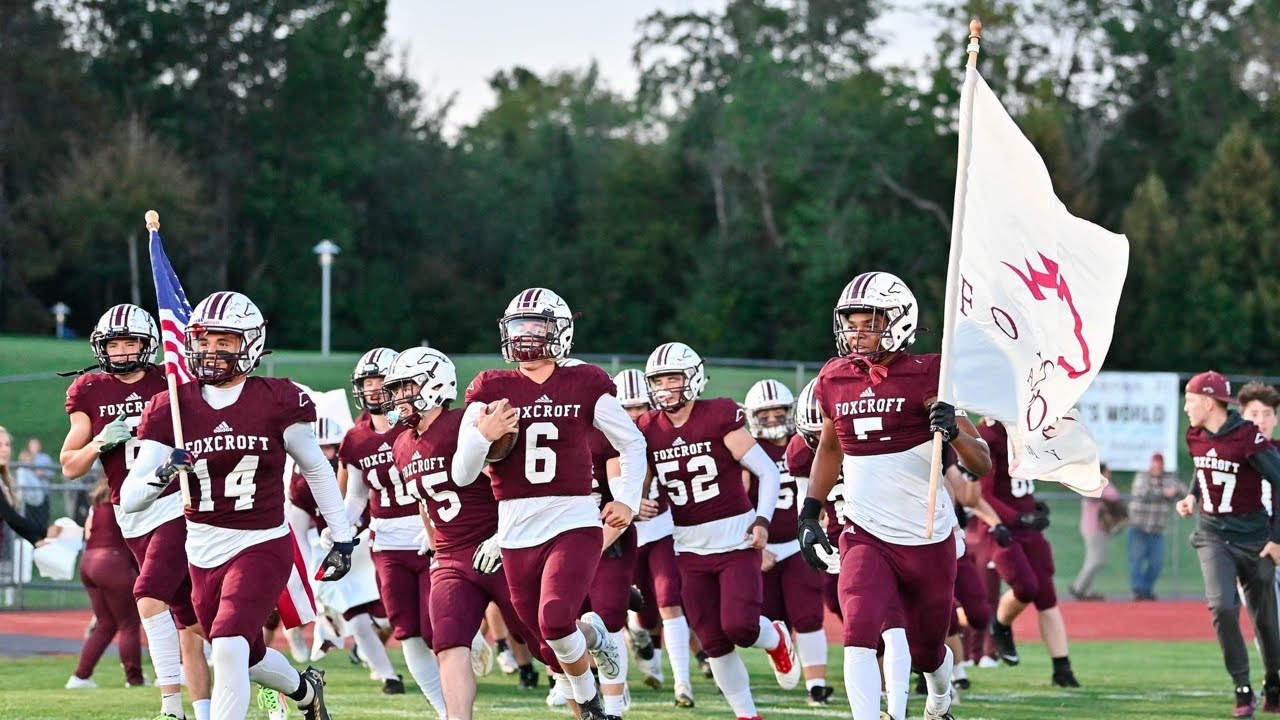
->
<box><xmin>926</xmin><ymin>19</ymin><xmax>982</xmax><ymax>539</ymax></box>
<box><xmin>146</xmin><ymin>210</ymin><xmax>192</xmax><ymax>509</ymax></box>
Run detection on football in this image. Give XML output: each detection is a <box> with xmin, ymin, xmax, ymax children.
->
<box><xmin>486</xmin><ymin>430</ymin><xmax>519</xmax><ymax>463</ymax></box>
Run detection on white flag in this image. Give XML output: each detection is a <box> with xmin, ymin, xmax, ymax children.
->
<box><xmin>1007</xmin><ymin>409</ymin><xmax>1106</xmax><ymax>497</ymax></box>
<box><xmin>938</xmin><ymin>68</ymin><xmax>1127</xmax><ymax>493</ymax></box>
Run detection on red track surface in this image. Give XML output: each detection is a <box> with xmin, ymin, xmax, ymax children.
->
<box><xmin>0</xmin><ymin>599</ymin><xmax>1235</xmax><ymax>648</ymax></box>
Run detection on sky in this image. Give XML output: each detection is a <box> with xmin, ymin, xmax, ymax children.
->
<box><xmin>384</xmin><ymin>0</ymin><xmax>942</xmax><ymax>132</ymax></box>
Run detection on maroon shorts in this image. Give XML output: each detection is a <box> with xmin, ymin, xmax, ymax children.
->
<box><xmin>678</xmin><ymin>548</ymin><xmax>763</xmax><ymax>658</ymax></box>
<box><xmin>372</xmin><ymin>549</ymin><xmax>432</xmax><ymax>642</ymax></box>
<box><xmin>585</xmin><ymin>526</ymin><xmax>638</xmax><ymax>632</ymax></box>
<box><xmin>954</xmin><ymin>551</ymin><xmax>992</xmax><ymax>630</ymax></box>
<box><xmin>501</xmin><ymin>526</ymin><xmax>602</xmax><ymax>669</ymax></box>
<box><xmin>124</xmin><ymin>517</ymin><xmax>198</xmax><ymax>627</ymax></box>
<box><xmin>993</xmin><ymin>528</ymin><xmax>1057</xmax><ymax>610</ymax></box>
<box><xmin>838</xmin><ymin>526</ymin><xmax>956</xmax><ymax>671</ymax></box>
<box><xmin>431</xmin><ymin>543</ymin><xmax>530</xmax><ymax>654</ymax></box>
<box><xmin>763</xmin><ymin>552</ymin><xmax>826</xmax><ymax>634</ymax></box>
<box><xmin>189</xmin><ymin>534</ymin><xmax>293</xmax><ymax>665</ymax></box>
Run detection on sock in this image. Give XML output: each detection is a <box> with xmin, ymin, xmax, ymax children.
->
<box><xmin>401</xmin><ymin>637</ymin><xmax>447</xmax><ymax>717</ymax></box>
<box><xmin>601</xmin><ymin>630</ymin><xmax>629</xmax><ymax>714</ymax></box>
<box><xmin>806</xmin><ymin>677</ymin><xmax>826</xmax><ymax>690</ymax></box>
<box><xmin>347</xmin><ymin>614</ymin><xmax>397</xmax><ymax>680</ymax></box>
<box><xmin>993</xmin><ymin>620</ymin><xmax>1011</xmax><ymax>634</ymax></box>
<box><xmin>497</xmin><ymin>638</ymin><xmax>510</xmax><ymax>653</ymax></box>
<box><xmin>882</xmin><ymin>628</ymin><xmax>910</xmax><ymax>720</ymax></box>
<box><xmin>1052</xmin><ymin>655</ymin><xmax>1072</xmax><ymax>674</ymax></box>
<box><xmin>952</xmin><ymin>661</ymin><xmax>968</xmax><ymax>681</ymax></box>
<box><xmin>209</xmin><ymin>636</ymin><xmax>251</xmax><ymax>720</ymax></box>
<box><xmin>141</xmin><ymin>611</ymin><xmax>182</xmax><ymax>688</ymax></box>
<box><xmin>603</xmin><ymin>691</ymin><xmax>626</xmax><ymax>716</ymax></box>
<box><xmin>751</xmin><ymin>616</ymin><xmax>781</xmax><ymax>650</ymax></box>
<box><xmin>564</xmin><ymin>667</ymin><xmax>598</xmax><ymax>704</ymax></box>
<box><xmin>795</xmin><ymin>629</ymin><xmax>828</xmax><ymax>670</ymax></box>
<box><xmin>924</xmin><ymin>646</ymin><xmax>955</xmax><ymax>714</ymax></box>
<box><xmin>193</xmin><ymin>699</ymin><xmax>210</xmax><ymax>720</ymax></box>
<box><xmin>651</xmin><ymin>648</ymin><xmax>666</xmax><ymax>680</ymax></box>
<box><xmin>249</xmin><ymin>648</ymin><xmax>303</xmax><ymax>697</ymax></box>
<box><xmin>843</xmin><ymin>646</ymin><xmax>882</xmax><ymax>720</ymax></box>
<box><xmin>707</xmin><ymin>651</ymin><xmax>756</xmax><ymax>717</ymax></box>
<box><xmin>662</xmin><ymin>616</ymin><xmax>692</xmax><ymax>688</ymax></box>
<box><xmin>161</xmin><ymin>692</ymin><xmax>184</xmax><ymax>719</ymax></box>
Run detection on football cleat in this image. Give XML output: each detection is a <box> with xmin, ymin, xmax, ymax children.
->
<box><xmin>674</xmin><ymin>685</ymin><xmax>696</xmax><ymax>707</ymax></box>
<box><xmin>1237</xmin><ymin>686</ymin><xmax>1259</xmax><ymax>718</ymax></box>
<box><xmin>1052</xmin><ymin>670</ymin><xmax>1080</xmax><ymax>688</ymax></box>
<box><xmin>578</xmin><ymin>692</ymin><xmax>609</xmax><ymax>720</ymax></box>
<box><xmin>808</xmin><ymin>684</ymin><xmax>835</xmax><ymax>706</ymax></box>
<box><xmin>298</xmin><ymin>666</ymin><xmax>330</xmax><ymax>720</ymax></box>
<box><xmin>764</xmin><ymin>620</ymin><xmax>801</xmax><ymax>690</ymax></box>
<box><xmin>546</xmin><ymin>681</ymin><xmax>567</xmax><ymax>707</ymax></box>
<box><xmin>628</xmin><ymin>622</ymin><xmax>655</xmax><ymax>662</ymax></box>
<box><xmin>64</xmin><ymin>675</ymin><xmax>97</xmax><ymax>689</ymax></box>
<box><xmin>518</xmin><ymin>665</ymin><xmax>539</xmax><ymax>689</ymax></box>
<box><xmin>1264</xmin><ymin>683</ymin><xmax>1280</xmax><ymax>713</ymax></box>
<box><xmin>381</xmin><ymin>675</ymin><xmax>405</xmax><ymax>695</ymax></box>
<box><xmin>990</xmin><ymin>621</ymin><xmax>1020</xmax><ymax>666</ymax></box>
<box><xmin>257</xmin><ymin>687</ymin><xmax>288</xmax><ymax>720</ymax></box>
<box><xmin>497</xmin><ymin>646</ymin><xmax>519</xmax><ymax>675</ymax></box>
<box><xmin>471</xmin><ymin>632</ymin><xmax>495</xmax><ymax>677</ymax></box>
<box><xmin>953</xmin><ymin>677</ymin><xmax>972</xmax><ymax>690</ymax></box>
<box><xmin>582</xmin><ymin>611</ymin><xmax>623</xmax><ymax>682</ymax></box>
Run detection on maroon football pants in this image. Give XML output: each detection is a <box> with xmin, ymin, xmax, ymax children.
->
<box><xmin>501</xmin><ymin>526</ymin><xmax>602</xmax><ymax>671</ymax></box>
<box><xmin>189</xmin><ymin>534</ymin><xmax>292</xmax><ymax>666</ymax></box>
<box><xmin>678</xmin><ymin>548</ymin><xmax>764</xmax><ymax>658</ymax></box>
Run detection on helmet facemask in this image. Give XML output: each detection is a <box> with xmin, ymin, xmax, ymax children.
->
<box><xmin>500</xmin><ymin>314</ymin><xmax>571</xmax><ymax>363</ymax></box>
<box><xmin>749</xmin><ymin>405</ymin><xmax>795</xmax><ymax>441</ymax></box>
<box><xmin>184</xmin><ymin>326</ymin><xmax>259</xmax><ymax>385</ymax></box>
<box><xmin>93</xmin><ymin>332</ymin><xmax>156</xmax><ymax>374</ymax></box>
<box><xmin>647</xmin><ymin>371</ymin><xmax>697</xmax><ymax>412</ymax></box>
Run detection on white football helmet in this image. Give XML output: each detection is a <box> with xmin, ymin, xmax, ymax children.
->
<box><xmin>645</xmin><ymin>342</ymin><xmax>707</xmax><ymax>412</ymax></box>
<box><xmin>795</xmin><ymin>378</ymin><xmax>823</xmax><ymax>449</ymax></box>
<box><xmin>351</xmin><ymin>348</ymin><xmax>399</xmax><ymax>415</ymax></box>
<box><xmin>314</xmin><ymin>416</ymin><xmax>348</xmax><ymax>447</ymax></box>
<box><xmin>381</xmin><ymin>347</ymin><xmax>458</xmax><ymax>424</ymax></box>
<box><xmin>499</xmin><ymin>288</ymin><xmax>574</xmax><ymax>363</ymax></box>
<box><xmin>744</xmin><ymin>379</ymin><xmax>795</xmax><ymax>441</ymax></box>
<box><xmin>833</xmin><ymin>271</ymin><xmax>918</xmax><ymax>361</ymax></box>
<box><xmin>184</xmin><ymin>291</ymin><xmax>266</xmax><ymax>384</ymax></box>
<box><xmin>613</xmin><ymin>369</ymin><xmax>649</xmax><ymax>409</ymax></box>
<box><xmin>557</xmin><ymin>358</ymin><xmax>585</xmax><ymax>367</ymax></box>
<box><xmin>90</xmin><ymin>304</ymin><xmax>160</xmax><ymax>374</ymax></box>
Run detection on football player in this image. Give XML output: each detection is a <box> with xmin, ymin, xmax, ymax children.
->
<box><xmin>456</xmin><ymin>288</ymin><xmax>646</xmax><ymax>720</ymax></box>
<box><xmin>121</xmin><ymin>291</ymin><xmax>354</xmax><ymax>720</ymax></box>
<box><xmin>797</xmin><ymin>272</ymin><xmax>992</xmax><ymax>720</ymax></box>
<box><xmin>385</xmin><ymin>346</ymin><xmax>534</xmax><ymax>720</ymax></box>
<box><xmin>1177</xmin><ymin>371</ymin><xmax>1280</xmax><ymax>716</ymax></box>
<box><xmin>974</xmin><ymin>418</ymin><xmax>1079</xmax><ymax>687</ymax></box>
<box><xmin>59</xmin><ymin>304</ymin><xmax>211</xmax><ymax>720</ymax></box>
<box><xmin>640</xmin><ymin>342</ymin><xmax>800</xmax><ymax>720</ymax></box>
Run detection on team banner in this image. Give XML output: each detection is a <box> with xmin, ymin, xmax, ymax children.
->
<box><xmin>1075</xmin><ymin>372</ymin><xmax>1181</xmax><ymax>472</ymax></box>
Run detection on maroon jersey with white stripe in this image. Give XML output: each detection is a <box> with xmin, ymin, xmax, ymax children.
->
<box><xmin>813</xmin><ymin>352</ymin><xmax>939</xmax><ymax>456</ymax></box>
<box><xmin>396</xmin><ymin>408</ymin><xmax>498</xmax><ymax>553</ymax></box>
<box><xmin>977</xmin><ymin>421</ymin><xmax>1038</xmax><ymax>515</ymax></box>
<box><xmin>84</xmin><ymin>501</ymin><xmax>128</xmax><ymax>551</ymax></box>
<box><xmin>137</xmin><ymin>376</ymin><xmax>315</xmax><ymax>530</ymax></box>
<box><xmin>639</xmin><ymin>398</ymin><xmax>753</xmax><ymax>527</ymax></box>
<box><xmin>589</xmin><ymin>428</ymin><xmax>621</xmax><ymax>507</ymax></box>
<box><xmin>1188</xmin><ymin>419</ymin><xmax>1270</xmax><ymax>516</ymax></box>
<box><xmin>338</xmin><ymin>412</ymin><xmax>415</xmax><ymax>518</ymax></box>
<box><xmin>65</xmin><ymin>367</ymin><xmax>170</xmax><ymax>505</ymax></box>
<box><xmin>747</xmin><ymin>440</ymin><xmax>798</xmax><ymax>542</ymax></box>
<box><xmin>463</xmin><ymin>364</ymin><xmax>615</xmax><ymax>501</ymax></box>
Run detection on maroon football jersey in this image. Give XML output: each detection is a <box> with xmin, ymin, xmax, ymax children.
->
<box><xmin>137</xmin><ymin>376</ymin><xmax>316</xmax><ymax>530</ymax></box>
<box><xmin>65</xmin><ymin>367</ymin><xmax>170</xmax><ymax>505</ymax></box>
<box><xmin>747</xmin><ymin>440</ymin><xmax>798</xmax><ymax>543</ymax></box>
<box><xmin>84</xmin><ymin>501</ymin><xmax>128</xmax><ymax>551</ymax></box>
<box><xmin>977</xmin><ymin>421</ymin><xmax>1037</xmax><ymax>519</ymax></box>
<box><xmin>589</xmin><ymin>428</ymin><xmax>621</xmax><ymax>508</ymax></box>
<box><xmin>638</xmin><ymin>398</ymin><xmax>753</xmax><ymax>527</ymax></box>
<box><xmin>464</xmin><ymin>364</ymin><xmax>615</xmax><ymax>501</ymax></box>
<box><xmin>338</xmin><ymin>412</ymin><xmax>415</xmax><ymax>519</ymax></box>
<box><xmin>813</xmin><ymin>352</ymin><xmax>938</xmax><ymax>456</ymax></box>
<box><xmin>785</xmin><ymin>434</ymin><xmax>845</xmax><ymax>537</ymax></box>
<box><xmin>396</xmin><ymin>408</ymin><xmax>498</xmax><ymax>553</ymax></box>
<box><xmin>288</xmin><ymin>468</ymin><xmax>326</xmax><ymax>531</ymax></box>
<box><xmin>1188</xmin><ymin>420</ymin><xmax>1271</xmax><ymax>516</ymax></box>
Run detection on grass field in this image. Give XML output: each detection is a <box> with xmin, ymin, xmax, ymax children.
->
<box><xmin>0</xmin><ymin>640</ymin><xmax>1241</xmax><ymax>720</ymax></box>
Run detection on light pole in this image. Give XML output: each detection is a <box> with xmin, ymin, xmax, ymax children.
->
<box><xmin>312</xmin><ymin>240</ymin><xmax>340</xmax><ymax>355</ymax></box>
<box><xmin>51</xmin><ymin>302</ymin><xmax>71</xmax><ymax>338</ymax></box>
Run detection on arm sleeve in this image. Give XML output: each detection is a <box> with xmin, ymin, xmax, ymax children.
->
<box><xmin>451</xmin><ymin>402</ymin><xmax>491</xmax><ymax>488</ymax></box>
<box><xmin>284</xmin><ymin>422</ymin><xmax>351</xmax><ymax>543</ymax></box>
<box><xmin>739</xmin><ymin>444</ymin><xmax>780</xmax><ymax>522</ymax></box>
<box><xmin>119</xmin><ymin>439</ymin><xmax>174</xmax><ymax>513</ymax></box>
<box><xmin>593</xmin><ymin>394</ymin><xmax>646</xmax><ymax>515</ymax></box>
<box><xmin>343</xmin><ymin>467</ymin><xmax>370</xmax><ymax>527</ymax></box>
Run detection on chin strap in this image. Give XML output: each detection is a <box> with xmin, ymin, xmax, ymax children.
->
<box><xmin>57</xmin><ymin>364</ymin><xmax>100</xmax><ymax>378</ymax></box>
<box><xmin>849</xmin><ymin>356</ymin><xmax>889</xmax><ymax>386</ymax></box>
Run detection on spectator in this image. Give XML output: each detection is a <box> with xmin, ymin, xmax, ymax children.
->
<box><xmin>1127</xmin><ymin>452</ymin><xmax>1186</xmax><ymax>600</ymax></box>
<box><xmin>0</xmin><ymin>426</ymin><xmax>46</xmax><ymax>545</ymax></box>
<box><xmin>1070</xmin><ymin>463</ymin><xmax>1125</xmax><ymax>601</ymax></box>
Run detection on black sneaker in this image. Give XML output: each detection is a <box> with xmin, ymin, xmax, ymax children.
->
<box><xmin>1052</xmin><ymin>670</ymin><xmax>1080</xmax><ymax>687</ymax></box>
<box><xmin>381</xmin><ymin>675</ymin><xmax>405</xmax><ymax>695</ymax></box>
<box><xmin>579</xmin><ymin>693</ymin><xmax>609</xmax><ymax>720</ymax></box>
<box><xmin>991</xmin><ymin>621</ymin><xmax>1020</xmax><ymax>666</ymax></box>
<box><xmin>807</xmin><ymin>685</ymin><xmax>835</xmax><ymax>706</ymax></box>
<box><xmin>298</xmin><ymin>666</ymin><xmax>330</xmax><ymax>720</ymax></box>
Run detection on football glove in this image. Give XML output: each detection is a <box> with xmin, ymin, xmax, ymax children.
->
<box><xmin>1017</xmin><ymin>510</ymin><xmax>1051</xmax><ymax>531</ymax></box>
<box><xmin>94</xmin><ymin>413</ymin><xmax>133</xmax><ymax>452</ymax></box>
<box><xmin>798</xmin><ymin>498</ymin><xmax>836</xmax><ymax>572</ymax></box>
<box><xmin>989</xmin><ymin>523</ymin><xmax>1014</xmax><ymax>547</ymax></box>
<box><xmin>928</xmin><ymin>401</ymin><xmax>960</xmax><ymax>443</ymax></box>
<box><xmin>315</xmin><ymin>538</ymin><xmax>358</xmax><ymax>582</ymax></box>
<box><xmin>151</xmin><ymin>449</ymin><xmax>194</xmax><ymax>489</ymax></box>
<box><xmin>473</xmin><ymin>535</ymin><xmax>503</xmax><ymax>575</ymax></box>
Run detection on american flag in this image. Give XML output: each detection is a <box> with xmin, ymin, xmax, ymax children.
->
<box><xmin>147</xmin><ymin>229</ymin><xmax>196</xmax><ymax>385</ymax></box>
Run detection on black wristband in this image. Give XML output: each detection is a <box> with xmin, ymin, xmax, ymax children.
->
<box><xmin>800</xmin><ymin>497</ymin><xmax>824</xmax><ymax>521</ymax></box>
